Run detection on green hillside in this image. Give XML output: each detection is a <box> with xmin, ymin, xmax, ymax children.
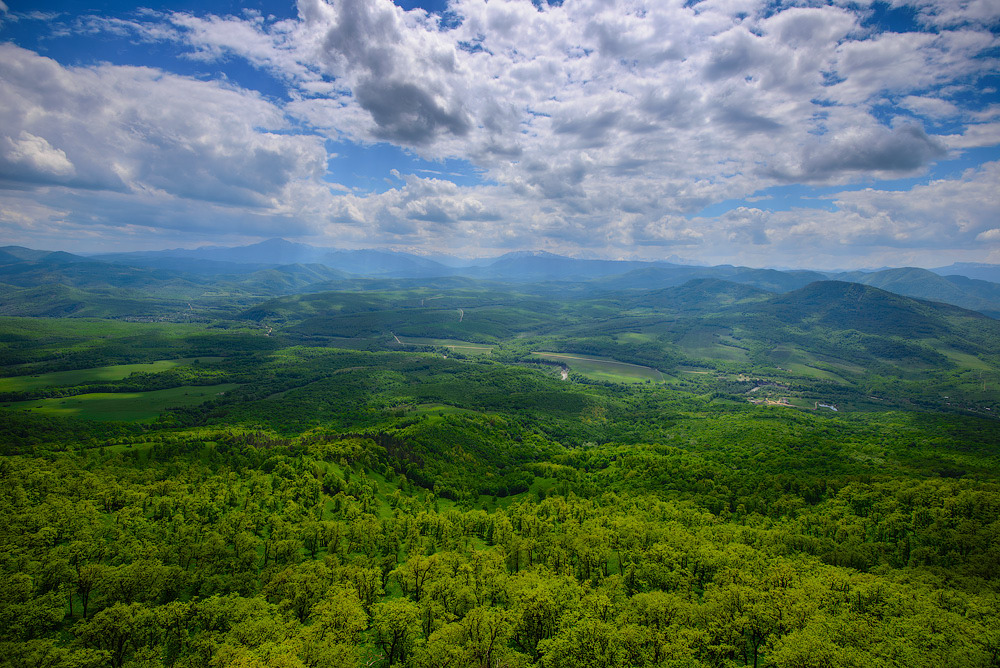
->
<box><xmin>839</xmin><ymin>267</ymin><xmax>1000</xmax><ymax>317</ymax></box>
<box><xmin>1</xmin><ymin>273</ymin><xmax>999</xmax><ymax>668</ymax></box>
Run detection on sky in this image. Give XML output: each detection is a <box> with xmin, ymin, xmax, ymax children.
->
<box><xmin>0</xmin><ymin>0</ymin><xmax>998</xmax><ymax>269</ymax></box>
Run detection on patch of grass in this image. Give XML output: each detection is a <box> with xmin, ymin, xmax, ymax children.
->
<box><xmin>939</xmin><ymin>348</ymin><xmax>992</xmax><ymax>371</ymax></box>
<box><xmin>0</xmin><ymin>357</ymin><xmax>223</xmax><ymax>392</ymax></box>
<box><xmin>768</xmin><ymin>345</ymin><xmax>850</xmax><ymax>383</ymax></box>
<box><xmin>532</xmin><ymin>352</ymin><xmax>663</xmax><ymax>383</ymax></box>
<box><xmin>787</xmin><ymin>397</ymin><xmax>817</xmax><ymax>409</ymax></box>
<box><xmin>410</xmin><ymin>403</ymin><xmax>479</xmax><ymax>416</ymax></box>
<box><xmin>676</xmin><ymin>328</ymin><xmax>749</xmax><ymax>362</ymax></box>
<box><xmin>395</xmin><ymin>337</ymin><xmax>495</xmax><ymax>355</ymax></box>
<box><xmin>6</xmin><ymin>383</ymin><xmax>239</xmax><ymax>422</ymax></box>
<box><xmin>615</xmin><ymin>332</ymin><xmax>658</xmax><ymax>344</ymax></box>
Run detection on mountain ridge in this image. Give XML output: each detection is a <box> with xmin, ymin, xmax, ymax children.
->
<box><xmin>8</xmin><ymin>241</ymin><xmax>1000</xmax><ymax>319</ymax></box>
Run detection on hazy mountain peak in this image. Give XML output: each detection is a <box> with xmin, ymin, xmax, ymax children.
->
<box><xmin>493</xmin><ymin>250</ymin><xmax>568</xmax><ymax>261</ymax></box>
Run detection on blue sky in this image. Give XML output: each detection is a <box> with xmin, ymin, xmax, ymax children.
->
<box><xmin>0</xmin><ymin>0</ymin><xmax>998</xmax><ymax>268</ymax></box>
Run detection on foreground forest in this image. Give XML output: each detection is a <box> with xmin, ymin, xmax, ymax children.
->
<box><xmin>1</xmin><ymin>274</ymin><xmax>1000</xmax><ymax>667</ymax></box>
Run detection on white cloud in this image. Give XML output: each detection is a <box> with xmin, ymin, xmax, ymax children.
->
<box><xmin>686</xmin><ymin>161</ymin><xmax>1000</xmax><ymax>266</ymax></box>
<box><xmin>941</xmin><ymin>123</ymin><xmax>1000</xmax><ymax>149</ymax></box>
<box><xmin>783</xmin><ymin>123</ymin><xmax>948</xmax><ymax>180</ymax></box>
<box><xmin>2</xmin><ymin>131</ymin><xmax>75</xmax><ymax>178</ymax></box>
<box><xmin>899</xmin><ymin>95</ymin><xmax>962</xmax><ymax>119</ymax></box>
<box><xmin>899</xmin><ymin>0</ymin><xmax>1000</xmax><ymax>28</ymax></box>
<box><xmin>0</xmin><ymin>43</ymin><xmax>335</xmax><ymax>215</ymax></box>
<box><xmin>1</xmin><ymin>0</ymin><xmax>998</xmax><ymax>264</ymax></box>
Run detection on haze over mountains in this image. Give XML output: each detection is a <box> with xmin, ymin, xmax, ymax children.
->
<box><xmin>3</xmin><ymin>238</ymin><xmax>1000</xmax><ymax>320</ymax></box>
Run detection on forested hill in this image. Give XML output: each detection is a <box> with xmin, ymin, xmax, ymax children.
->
<box><xmin>745</xmin><ymin>280</ymin><xmax>992</xmax><ymax>336</ymax></box>
<box><xmin>837</xmin><ymin>267</ymin><xmax>1000</xmax><ymax>318</ymax></box>
<box><xmin>1</xmin><ymin>311</ymin><xmax>999</xmax><ymax>667</ymax></box>
<box><xmin>1</xmin><ymin>247</ymin><xmax>1000</xmax><ymax>667</ymax></box>
<box><xmin>4</xmin><ymin>243</ymin><xmax>1000</xmax><ymax>318</ymax></box>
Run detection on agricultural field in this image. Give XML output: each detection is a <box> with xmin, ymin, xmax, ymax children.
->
<box><xmin>0</xmin><ymin>357</ymin><xmax>222</xmax><ymax>392</ymax></box>
<box><xmin>531</xmin><ymin>351</ymin><xmax>665</xmax><ymax>383</ymax></box>
<box><xmin>766</xmin><ymin>345</ymin><xmax>851</xmax><ymax>383</ymax></box>
<box><xmin>675</xmin><ymin>326</ymin><xmax>750</xmax><ymax>362</ymax></box>
<box><xmin>4</xmin><ymin>383</ymin><xmax>239</xmax><ymax>421</ymax></box>
<box><xmin>394</xmin><ymin>336</ymin><xmax>495</xmax><ymax>355</ymax></box>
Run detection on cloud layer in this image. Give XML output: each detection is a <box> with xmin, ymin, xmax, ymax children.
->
<box><xmin>0</xmin><ymin>0</ymin><xmax>998</xmax><ymax>266</ymax></box>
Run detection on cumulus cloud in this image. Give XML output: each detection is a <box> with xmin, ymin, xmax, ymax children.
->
<box><xmin>903</xmin><ymin>0</ymin><xmax>1000</xmax><ymax>28</ymax></box>
<box><xmin>792</xmin><ymin>124</ymin><xmax>948</xmax><ymax>180</ymax></box>
<box><xmin>0</xmin><ymin>43</ymin><xmax>334</xmax><ymax>216</ymax></box>
<box><xmin>1</xmin><ymin>0</ymin><xmax>998</xmax><ymax>263</ymax></box>
<box><xmin>2</xmin><ymin>132</ymin><xmax>75</xmax><ymax>178</ymax></box>
<box><xmin>234</xmin><ymin>1</ymin><xmax>989</xmax><ymax>192</ymax></box>
<box><xmin>679</xmin><ymin>161</ymin><xmax>1000</xmax><ymax>266</ymax></box>
<box><xmin>899</xmin><ymin>95</ymin><xmax>962</xmax><ymax>119</ymax></box>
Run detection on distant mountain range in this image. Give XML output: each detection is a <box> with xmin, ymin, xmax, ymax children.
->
<box><xmin>838</xmin><ymin>267</ymin><xmax>1000</xmax><ymax>319</ymax></box>
<box><xmin>931</xmin><ymin>262</ymin><xmax>1000</xmax><ymax>284</ymax></box>
<box><xmin>2</xmin><ymin>240</ymin><xmax>999</xmax><ymax>319</ymax></box>
<box><xmin>89</xmin><ymin>238</ymin><xmax>453</xmax><ymax>278</ymax></box>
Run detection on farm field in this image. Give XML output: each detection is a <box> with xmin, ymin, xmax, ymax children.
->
<box><xmin>940</xmin><ymin>348</ymin><xmax>993</xmax><ymax>370</ymax></box>
<box><xmin>676</xmin><ymin>327</ymin><xmax>749</xmax><ymax>361</ymax></box>
<box><xmin>767</xmin><ymin>345</ymin><xmax>852</xmax><ymax>383</ymax></box>
<box><xmin>531</xmin><ymin>351</ymin><xmax>665</xmax><ymax>382</ymax></box>
<box><xmin>0</xmin><ymin>357</ymin><xmax>222</xmax><ymax>392</ymax></box>
<box><xmin>4</xmin><ymin>382</ymin><xmax>239</xmax><ymax>421</ymax></box>
<box><xmin>394</xmin><ymin>336</ymin><xmax>495</xmax><ymax>354</ymax></box>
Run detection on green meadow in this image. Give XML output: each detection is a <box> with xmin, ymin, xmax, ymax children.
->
<box><xmin>5</xmin><ymin>383</ymin><xmax>239</xmax><ymax>421</ymax></box>
<box><xmin>0</xmin><ymin>357</ymin><xmax>222</xmax><ymax>392</ymax></box>
<box><xmin>531</xmin><ymin>351</ymin><xmax>664</xmax><ymax>382</ymax></box>
<box><xmin>676</xmin><ymin>326</ymin><xmax>750</xmax><ymax>362</ymax></box>
<box><xmin>394</xmin><ymin>336</ymin><xmax>495</xmax><ymax>354</ymax></box>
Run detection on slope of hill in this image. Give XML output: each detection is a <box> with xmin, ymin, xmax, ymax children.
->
<box><xmin>94</xmin><ymin>239</ymin><xmax>456</xmax><ymax>278</ymax></box>
<box><xmin>466</xmin><ymin>251</ymin><xmax>656</xmax><ymax>281</ymax></box>
<box><xmin>0</xmin><ymin>253</ymin><xmax>205</xmax><ymax>295</ymax></box>
<box><xmin>598</xmin><ymin>264</ymin><xmax>827</xmax><ymax>293</ymax></box>
<box><xmin>0</xmin><ymin>284</ymin><xmax>179</xmax><ymax>318</ymax></box>
<box><xmin>0</xmin><ymin>246</ymin><xmax>89</xmax><ymax>263</ymax></box>
<box><xmin>317</xmin><ymin>249</ymin><xmax>452</xmax><ymax>277</ymax></box>
<box><xmin>6</xmin><ymin>242</ymin><xmax>1000</xmax><ymax>323</ymax></box>
<box><xmin>623</xmin><ymin>278</ymin><xmax>774</xmax><ymax>313</ymax></box>
<box><xmin>229</xmin><ymin>264</ymin><xmax>349</xmax><ymax>294</ymax></box>
<box><xmin>932</xmin><ymin>262</ymin><xmax>1000</xmax><ymax>283</ymax></box>
<box><xmin>750</xmin><ymin>281</ymin><xmax>966</xmax><ymax>337</ymax></box>
<box><xmin>836</xmin><ymin>267</ymin><xmax>1000</xmax><ymax>318</ymax></box>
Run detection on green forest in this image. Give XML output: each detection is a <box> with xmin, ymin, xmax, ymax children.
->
<box><xmin>2</xmin><ymin>276</ymin><xmax>1000</xmax><ymax>668</ymax></box>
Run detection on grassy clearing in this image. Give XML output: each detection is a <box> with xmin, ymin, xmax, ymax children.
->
<box><xmin>5</xmin><ymin>383</ymin><xmax>239</xmax><ymax>422</ymax></box>
<box><xmin>395</xmin><ymin>336</ymin><xmax>494</xmax><ymax>355</ymax></box>
<box><xmin>676</xmin><ymin>328</ymin><xmax>749</xmax><ymax>362</ymax></box>
<box><xmin>787</xmin><ymin>363</ymin><xmax>848</xmax><ymax>383</ymax></box>
<box><xmin>787</xmin><ymin>397</ymin><xmax>818</xmax><ymax>409</ymax></box>
<box><xmin>768</xmin><ymin>345</ymin><xmax>850</xmax><ymax>383</ymax></box>
<box><xmin>939</xmin><ymin>348</ymin><xmax>992</xmax><ymax>370</ymax></box>
<box><xmin>410</xmin><ymin>403</ymin><xmax>478</xmax><ymax>417</ymax></box>
<box><xmin>615</xmin><ymin>332</ymin><xmax>658</xmax><ymax>344</ymax></box>
<box><xmin>0</xmin><ymin>317</ymin><xmax>211</xmax><ymax>361</ymax></box>
<box><xmin>103</xmin><ymin>441</ymin><xmax>159</xmax><ymax>455</ymax></box>
<box><xmin>532</xmin><ymin>352</ymin><xmax>663</xmax><ymax>383</ymax></box>
<box><xmin>0</xmin><ymin>357</ymin><xmax>223</xmax><ymax>392</ymax></box>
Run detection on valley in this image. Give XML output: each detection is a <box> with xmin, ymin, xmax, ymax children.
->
<box><xmin>1</xmin><ymin>243</ymin><xmax>999</xmax><ymax>667</ymax></box>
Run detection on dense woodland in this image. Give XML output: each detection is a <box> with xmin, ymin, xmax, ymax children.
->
<box><xmin>2</xmin><ymin>271</ymin><xmax>1000</xmax><ymax>667</ymax></box>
